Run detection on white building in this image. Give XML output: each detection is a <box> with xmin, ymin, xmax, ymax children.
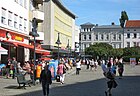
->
<box><xmin>0</xmin><ymin>0</ymin><xmax>30</xmax><ymax>63</ymax></box>
<box><xmin>80</xmin><ymin>22</ymin><xmax>124</xmax><ymax>55</ymax></box>
<box><xmin>124</xmin><ymin>20</ymin><xmax>140</xmax><ymax>47</ymax></box>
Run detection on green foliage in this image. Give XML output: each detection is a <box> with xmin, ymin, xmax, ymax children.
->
<box><xmin>123</xmin><ymin>47</ymin><xmax>140</xmax><ymax>62</ymax></box>
<box><xmin>110</xmin><ymin>48</ymin><xmax>123</xmax><ymax>58</ymax></box>
<box><xmin>85</xmin><ymin>43</ymin><xmax>113</xmax><ymax>59</ymax></box>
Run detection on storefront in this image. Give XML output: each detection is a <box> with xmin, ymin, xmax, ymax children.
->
<box><xmin>0</xmin><ymin>28</ymin><xmax>30</xmax><ymax>64</ymax></box>
<box><xmin>0</xmin><ymin>29</ymin><xmax>50</xmax><ymax>65</ymax></box>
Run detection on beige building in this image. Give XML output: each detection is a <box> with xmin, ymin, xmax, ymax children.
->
<box><xmin>42</xmin><ymin>0</ymin><xmax>76</xmax><ymax>56</ymax></box>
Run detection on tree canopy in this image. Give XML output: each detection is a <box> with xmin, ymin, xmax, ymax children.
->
<box><xmin>119</xmin><ymin>11</ymin><xmax>129</xmax><ymax>28</ymax></box>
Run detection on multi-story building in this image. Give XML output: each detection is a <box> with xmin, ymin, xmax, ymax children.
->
<box><xmin>0</xmin><ymin>0</ymin><xmax>47</xmax><ymax>64</ymax></box>
<box><xmin>80</xmin><ymin>22</ymin><xmax>95</xmax><ymax>55</ymax></box>
<box><xmin>74</xmin><ymin>25</ymin><xmax>80</xmax><ymax>53</ymax></box>
<box><xmin>0</xmin><ymin>0</ymin><xmax>30</xmax><ymax>63</ymax></box>
<box><xmin>124</xmin><ymin>20</ymin><xmax>140</xmax><ymax>47</ymax></box>
<box><xmin>42</xmin><ymin>0</ymin><xmax>76</xmax><ymax>57</ymax></box>
<box><xmin>80</xmin><ymin>22</ymin><xmax>124</xmax><ymax>55</ymax></box>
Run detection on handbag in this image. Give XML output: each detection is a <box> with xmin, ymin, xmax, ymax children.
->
<box><xmin>113</xmin><ymin>80</ymin><xmax>118</xmax><ymax>88</ymax></box>
<box><xmin>63</xmin><ymin>67</ymin><xmax>66</xmax><ymax>74</ymax></box>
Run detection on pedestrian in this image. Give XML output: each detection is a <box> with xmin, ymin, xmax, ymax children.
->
<box><xmin>6</xmin><ymin>58</ymin><xmax>11</xmax><ymax>78</ymax></box>
<box><xmin>57</xmin><ymin>60</ymin><xmax>66</xmax><ymax>84</ymax></box>
<box><xmin>90</xmin><ymin>59</ymin><xmax>94</xmax><ymax>71</ymax></box>
<box><xmin>86</xmin><ymin>59</ymin><xmax>90</xmax><ymax>69</ymax></box>
<box><xmin>40</xmin><ymin>65</ymin><xmax>52</xmax><ymax>96</ymax></box>
<box><xmin>76</xmin><ymin>59</ymin><xmax>81</xmax><ymax>75</ymax></box>
<box><xmin>101</xmin><ymin>59</ymin><xmax>107</xmax><ymax>76</ymax></box>
<box><xmin>11</xmin><ymin>57</ymin><xmax>17</xmax><ymax>79</ymax></box>
<box><xmin>105</xmin><ymin>62</ymin><xmax>118</xmax><ymax>96</ymax></box>
<box><xmin>118</xmin><ymin>58</ymin><xmax>124</xmax><ymax>79</ymax></box>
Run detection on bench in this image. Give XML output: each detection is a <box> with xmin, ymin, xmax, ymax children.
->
<box><xmin>16</xmin><ymin>73</ymin><xmax>31</xmax><ymax>89</ymax></box>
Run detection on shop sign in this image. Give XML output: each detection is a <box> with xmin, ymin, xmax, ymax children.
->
<box><xmin>15</xmin><ymin>35</ymin><xmax>24</xmax><ymax>42</ymax></box>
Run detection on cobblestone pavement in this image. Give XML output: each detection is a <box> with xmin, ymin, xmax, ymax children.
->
<box><xmin>0</xmin><ymin>64</ymin><xmax>140</xmax><ymax>96</ymax></box>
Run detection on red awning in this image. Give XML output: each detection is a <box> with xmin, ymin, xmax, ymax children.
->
<box><xmin>35</xmin><ymin>48</ymin><xmax>50</xmax><ymax>55</ymax></box>
<box><xmin>17</xmin><ymin>42</ymin><xmax>34</xmax><ymax>49</ymax></box>
<box><xmin>1</xmin><ymin>39</ymin><xmax>18</xmax><ymax>46</ymax></box>
<box><xmin>0</xmin><ymin>39</ymin><xmax>50</xmax><ymax>55</ymax></box>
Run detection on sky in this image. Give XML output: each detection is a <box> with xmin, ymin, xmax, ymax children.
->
<box><xmin>61</xmin><ymin>0</ymin><xmax>140</xmax><ymax>26</ymax></box>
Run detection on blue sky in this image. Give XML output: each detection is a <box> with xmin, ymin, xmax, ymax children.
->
<box><xmin>62</xmin><ymin>0</ymin><xmax>140</xmax><ymax>26</ymax></box>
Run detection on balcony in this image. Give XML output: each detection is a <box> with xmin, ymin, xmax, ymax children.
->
<box><xmin>33</xmin><ymin>10</ymin><xmax>44</xmax><ymax>23</ymax></box>
<box><xmin>33</xmin><ymin>0</ymin><xmax>43</xmax><ymax>5</ymax></box>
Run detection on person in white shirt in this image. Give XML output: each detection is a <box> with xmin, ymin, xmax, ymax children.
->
<box><xmin>76</xmin><ymin>59</ymin><xmax>81</xmax><ymax>75</ymax></box>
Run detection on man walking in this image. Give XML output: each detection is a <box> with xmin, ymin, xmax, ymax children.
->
<box><xmin>40</xmin><ymin>65</ymin><xmax>52</xmax><ymax>96</ymax></box>
<box><xmin>12</xmin><ymin>57</ymin><xmax>17</xmax><ymax>79</ymax></box>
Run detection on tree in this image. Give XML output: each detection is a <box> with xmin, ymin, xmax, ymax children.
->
<box><xmin>85</xmin><ymin>43</ymin><xmax>113</xmax><ymax>59</ymax></box>
<box><xmin>119</xmin><ymin>11</ymin><xmax>129</xmax><ymax>28</ymax></box>
<box><xmin>110</xmin><ymin>48</ymin><xmax>123</xmax><ymax>58</ymax></box>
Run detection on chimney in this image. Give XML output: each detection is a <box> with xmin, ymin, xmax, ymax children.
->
<box><xmin>95</xmin><ymin>24</ymin><xmax>98</xmax><ymax>26</ymax></box>
<box><xmin>111</xmin><ymin>22</ymin><xmax>115</xmax><ymax>25</ymax></box>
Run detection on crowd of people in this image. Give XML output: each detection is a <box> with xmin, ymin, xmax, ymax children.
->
<box><xmin>0</xmin><ymin>56</ymin><xmax>125</xmax><ymax>96</ymax></box>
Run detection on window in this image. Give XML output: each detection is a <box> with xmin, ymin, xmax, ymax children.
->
<box><xmin>90</xmin><ymin>28</ymin><xmax>92</xmax><ymax>31</ymax></box>
<box><xmin>8</xmin><ymin>11</ymin><xmax>12</xmax><ymax>27</ymax></box>
<box><xmin>118</xmin><ymin>34</ymin><xmax>121</xmax><ymax>40</ymax></box>
<box><xmin>14</xmin><ymin>14</ymin><xmax>18</xmax><ymax>28</ymax></box>
<box><xmin>101</xmin><ymin>34</ymin><xmax>104</xmax><ymax>40</ymax></box>
<box><xmin>24</xmin><ymin>19</ymin><xmax>27</xmax><ymax>31</ymax></box>
<box><xmin>127</xmin><ymin>33</ymin><xmax>130</xmax><ymax>38</ymax></box>
<box><xmin>19</xmin><ymin>0</ymin><xmax>23</xmax><ymax>6</ymax></box>
<box><xmin>106</xmin><ymin>34</ymin><xmax>109</xmax><ymax>40</ymax></box>
<box><xmin>133</xmin><ymin>42</ymin><xmax>137</xmax><ymax>47</ymax></box>
<box><xmin>84</xmin><ymin>35</ymin><xmax>86</xmax><ymax>40</ymax></box>
<box><xmin>84</xmin><ymin>28</ymin><xmax>85</xmax><ymax>32</ymax></box>
<box><xmin>134</xmin><ymin>33</ymin><xmax>137</xmax><ymax>38</ymax></box>
<box><xmin>96</xmin><ymin>34</ymin><xmax>98</xmax><ymax>40</ymax></box>
<box><xmin>89</xmin><ymin>34</ymin><xmax>91</xmax><ymax>40</ymax></box>
<box><xmin>1</xmin><ymin>8</ymin><xmax>6</xmax><ymax>24</ymax></box>
<box><xmin>113</xmin><ymin>34</ymin><xmax>116</xmax><ymax>40</ymax></box>
<box><xmin>127</xmin><ymin>42</ymin><xmax>130</xmax><ymax>47</ymax></box>
<box><xmin>24</xmin><ymin>0</ymin><xmax>27</xmax><ymax>8</ymax></box>
<box><xmin>84</xmin><ymin>44</ymin><xmax>86</xmax><ymax>49</ymax></box>
<box><xmin>19</xmin><ymin>16</ymin><xmax>23</xmax><ymax>30</ymax></box>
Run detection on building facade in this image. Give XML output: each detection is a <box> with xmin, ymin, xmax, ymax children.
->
<box><xmin>0</xmin><ymin>0</ymin><xmax>30</xmax><ymax>63</ymax></box>
<box><xmin>0</xmin><ymin>0</ymin><xmax>46</xmax><ymax>64</ymax></box>
<box><xmin>42</xmin><ymin>0</ymin><xmax>76</xmax><ymax>57</ymax></box>
<box><xmin>80</xmin><ymin>22</ymin><xmax>124</xmax><ymax>55</ymax></box>
<box><xmin>124</xmin><ymin>20</ymin><xmax>140</xmax><ymax>48</ymax></box>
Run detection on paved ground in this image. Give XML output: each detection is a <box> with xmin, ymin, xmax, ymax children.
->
<box><xmin>0</xmin><ymin>64</ymin><xmax>140</xmax><ymax>96</ymax></box>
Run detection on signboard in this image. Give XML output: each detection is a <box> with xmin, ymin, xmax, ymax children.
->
<box><xmin>130</xmin><ymin>58</ymin><xmax>136</xmax><ymax>67</ymax></box>
<box><xmin>48</xmin><ymin>60</ymin><xmax>58</xmax><ymax>80</ymax></box>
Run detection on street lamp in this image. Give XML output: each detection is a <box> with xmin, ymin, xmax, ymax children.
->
<box><xmin>29</xmin><ymin>17</ymin><xmax>39</xmax><ymax>85</ymax></box>
<box><xmin>55</xmin><ymin>33</ymin><xmax>61</xmax><ymax>60</ymax></box>
<box><xmin>67</xmin><ymin>39</ymin><xmax>70</xmax><ymax>58</ymax></box>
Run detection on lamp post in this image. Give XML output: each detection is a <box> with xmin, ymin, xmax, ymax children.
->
<box><xmin>30</xmin><ymin>18</ymin><xmax>39</xmax><ymax>85</ymax></box>
<box><xmin>55</xmin><ymin>33</ymin><xmax>61</xmax><ymax>60</ymax></box>
<box><xmin>67</xmin><ymin>39</ymin><xmax>70</xmax><ymax>59</ymax></box>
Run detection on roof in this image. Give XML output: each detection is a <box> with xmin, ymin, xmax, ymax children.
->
<box><xmin>95</xmin><ymin>25</ymin><xmax>121</xmax><ymax>29</ymax></box>
<box><xmin>125</xmin><ymin>20</ymin><xmax>140</xmax><ymax>28</ymax></box>
<box><xmin>52</xmin><ymin>0</ymin><xmax>77</xmax><ymax>19</ymax></box>
<box><xmin>80</xmin><ymin>22</ymin><xmax>95</xmax><ymax>26</ymax></box>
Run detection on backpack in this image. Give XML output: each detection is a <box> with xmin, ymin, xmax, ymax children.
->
<box><xmin>106</xmin><ymin>69</ymin><xmax>114</xmax><ymax>79</ymax></box>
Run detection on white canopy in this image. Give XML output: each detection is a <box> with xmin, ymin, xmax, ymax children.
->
<box><xmin>0</xmin><ymin>46</ymin><xmax>8</xmax><ymax>54</ymax></box>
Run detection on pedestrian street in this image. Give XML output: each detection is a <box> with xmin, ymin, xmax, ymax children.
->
<box><xmin>0</xmin><ymin>64</ymin><xmax>140</xmax><ymax>96</ymax></box>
